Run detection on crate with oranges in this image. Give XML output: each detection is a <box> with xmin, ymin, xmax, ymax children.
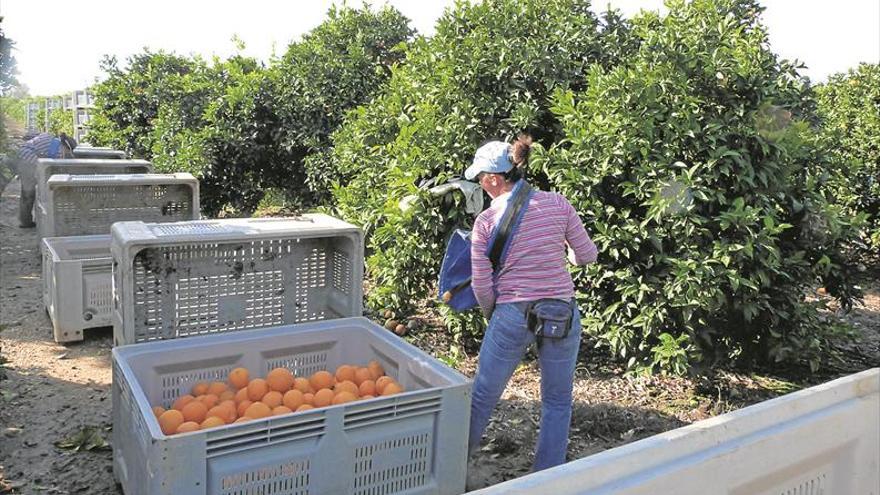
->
<box><xmin>112</xmin><ymin>317</ymin><xmax>470</xmax><ymax>495</ymax></box>
<box><xmin>152</xmin><ymin>362</ymin><xmax>404</xmax><ymax>435</ymax></box>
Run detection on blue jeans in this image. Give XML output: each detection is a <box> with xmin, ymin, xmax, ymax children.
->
<box><xmin>468</xmin><ymin>300</ymin><xmax>582</xmax><ymax>471</ymax></box>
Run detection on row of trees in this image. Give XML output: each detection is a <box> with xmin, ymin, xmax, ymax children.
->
<box><xmin>87</xmin><ymin>0</ymin><xmax>877</xmax><ymax>373</ymax></box>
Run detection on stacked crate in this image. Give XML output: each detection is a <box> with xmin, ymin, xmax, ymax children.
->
<box><xmin>37</xmin><ymin>157</ymin><xmax>201</xmax><ymax>342</ymax></box>
<box><xmin>108</xmin><ymin>215</ymin><xmax>470</xmax><ymax>495</ymax></box>
<box><xmin>41</xmin><ymin>173</ymin><xmax>199</xmax><ymax>342</ymax></box>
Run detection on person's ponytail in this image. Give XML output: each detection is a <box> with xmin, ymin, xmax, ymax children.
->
<box><xmin>504</xmin><ymin>133</ymin><xmax>532</xmax><ymax>182</ymax></box>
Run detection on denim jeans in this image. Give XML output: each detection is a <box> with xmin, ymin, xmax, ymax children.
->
<box><xmin>468</xmin><ymin>300</ymin><xmax>582</xmax><ymax>471</ymax></box>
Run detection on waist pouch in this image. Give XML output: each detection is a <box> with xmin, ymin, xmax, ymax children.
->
<box><xmin>525</xmin><ymin>299</ymin><xmax>574</xmax><ymax>340</ymax></box>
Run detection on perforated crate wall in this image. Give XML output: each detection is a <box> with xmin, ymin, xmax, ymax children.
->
<box><xmin>111</xmin><ymin>215</ymin><xmax>363</xmax><ymax>346</ymax></box>
<box><xmin>42</xmin><ymin>235</ymin><xmax>113</xmax><ymax>342</ymax></box>
<box><xmin>39</xmin><ymin>173</ymin><xmax>199</xmax><ymax>240</ymax></box>
<box><xmin>111</xmin><ymin>318</ymin><xmax>470</xmax><ymax>495</ymax></box>
<box><xmin>35</xmin><ymin>158</ymin><xmax>152</xmax><ymax>208</ymax></box>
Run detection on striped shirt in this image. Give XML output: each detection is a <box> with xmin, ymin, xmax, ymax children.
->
<box><xmin>18</xmin><ymin>132</ymin><xmax>55</xmax><ymax>163</ymax></box>
<box><xmin>471</xmin><ymin>186</ymin><xmax>598</xmax><ymax>312</ymax></box>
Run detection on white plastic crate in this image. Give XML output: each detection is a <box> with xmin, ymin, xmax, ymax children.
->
<box><xmin>112</xmin><ymin>317</ymin><xmax>470</xmax><ymax>495</ymax></box>
<box><xmin>35</xmin><ymin>158</ymin><xmax>152</xmax><ymax>208</ymax></box>
<box><xmin>71</xmin><ymin>147</ymin><xmax>127</xmax><ymax>159</ymax></box>
<box><xmin>38</xmin><ymin>173</ymin><xmax>199</xmax><ymax>240</ymax></box>
<box><xmin>111</xmin><ymin>215</ymin><xmax>364</xmax><ymax>346</ymax></box>
<box><xmin>42</xmin><ymin>235</ymin><xmax>113</xmax><ymax>342</ymax></box>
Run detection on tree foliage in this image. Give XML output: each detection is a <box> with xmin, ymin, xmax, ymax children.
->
<box><xmin>542</xmin><ymin>0</ymin><xmax>859</xmax><ymax>372</ymax></box>
<box><xmin>329</xmin><ymin>0</ymin><xmax>633</xmax><ymax>322</ymax></box>
<box><xmin>816</xmin><ymin>63</ymin><xmax>880</xmax><ymax>252</ymax></box>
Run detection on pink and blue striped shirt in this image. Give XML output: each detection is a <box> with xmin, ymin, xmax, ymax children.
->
<box><xmin>471</xmin><ymin>187</ymin><xmax>597</xmax><ymax>313</ymax></box>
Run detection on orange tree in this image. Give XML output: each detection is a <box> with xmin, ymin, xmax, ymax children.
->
<box><xmin>539</xmin><ymin>0</ymin><xmax>859</xmax><ymax>372</ymax></box>
<box><xmin>816</xmin><ymin>63</ymin><xmax>880</xmax><ymax>254</ymax></box>
<box><xmin>330</xmin><ymin>0</ymin><xmax>860</xmax><ymax>372</ymax></box>
<box><xmin>329</xmin><ymin>0</ymin><xmax>634</xmax><ymax>335</ymax></box>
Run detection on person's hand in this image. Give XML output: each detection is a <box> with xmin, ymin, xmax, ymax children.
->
<box><xmin>567</xmin><ymin>246</ymin><xmax>578</xmax><ymax>265</ymax></box>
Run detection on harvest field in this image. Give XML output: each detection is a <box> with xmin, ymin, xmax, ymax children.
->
<box><xmin>1</xmin><ymin>0</ymin><xmax>879</xmax><ymax>493</ymax></box>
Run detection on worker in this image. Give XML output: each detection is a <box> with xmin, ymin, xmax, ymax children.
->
<box><xmin>14</xmin><ymin>132</ymin><xmax>76</xmax><ymax>228</ymax></box>
<box><xmin>464</xmin><ymin>134</ymin><xmax>598</xmax><ymax>486</ymax></box>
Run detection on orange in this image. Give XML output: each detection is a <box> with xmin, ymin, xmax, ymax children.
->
<box><xmin>228</xmin><ymin>367</ymin><xmax>250</xmax><ymax>390</ymax></box>
<box><xmin>152</xmin><ymin>406</ymin><xmax>166</xmax><ymax>418</ymax></box>
<box><xmin>282</xmin><ymin>390</ymin><xmax>305</xmax><ymax>410</ymax></box>
<box><xmin>237</xmin><ymin>400</ymin><xmax>253</xmax><ymax>417</ymax></box>
<box><xmin>375</xmin><ymin>376</ymin><xmax>394</xmax><ymax>395</ymax></box>
<box><xmin>234</xmin><ymin>388</ymin><xmax>249</xmax><ymax>404</ymax></box>
<box><xmin>358</xmin><ymin>380</ymin><xmax>376</xmax><ymax>397</ymax></box>
<box><xmin>245</xmin><ymin>401</ymin><xmax>272</xmax><ymax>419</ymax></box>
<box><xmin>199</xmin><ymin>394</ymin><xmax>219</xmax><ymax>409</ymax></box>
<box><xmin>354</xmin><ymin>367</ymin><xmax>373</xmax><ymax>386</ymax></box>
<box><xmin>381</xmin><ymin>382</ymin><xmax>403</xmax><ymax>396</ymax></box>
<box><xmin>367</xmin><ymin>360</ymin><xmax>385</xmax><ymax>380</ymax></box>
<box><xmin>332</xmin><ymin>391</ymin><xmax>357</xmax><ymax>405</ymax></box>
<box><xmin>181</xmin><ymin>400</ymin><xmax>208</xmax><ymax>424</ymax></box>
<box><xmin>292</xmin><ymin>377</ymin><xmax>313</xmax><ymax>394</ymax></box>
<box><xmin>334</xmin><ymin>380</ymin><xmax>359</xmax><ymax>396</ymax></box>
<box><xmin>172</xmin><ymin>394</ymin><xmax>195</xmax><ymax>411</ymax></box>
<box><xmin>247</xmin><ymin>379</ymin><xmax>269</xmax><ymax>402</ymax></box>
<box><xmin>176</xmin><ymin>421</ymin><xmax>201</xmax><ymax>434</ymax></box>
<box><xmin>266</xmin><ymin>368</ymin><xmax>295</xmax><ymax>393</ymax></box>
<box><xmin>262</xmin><ymin>391</ymin><xmax>283</xmax><ymax>409</ymax></box>
<box><xmin>201</xmin><ymin>416</ymin><xmax>225</xmax><ymax>429</ymax></box>
<box><xmin>302</xmin><ymin>393</ymin><xmax>315</xmax><ymax>405</ymax></box>
<box><xmin>360</xmin><ymin>394</ymin><xmax>375</xmax><ymax>400</ymax></box>
<box><xmin>191</xmin><ymin>382</ymin><xmax>209</xmax><ymax>396</ymax></box>
<box><xmin>272</xmin><ymin>405</ymin><xmax>293</xmax><ymax>416</ymax></box>
<box><xmin>312</xmin><ymin>389</ymin><xmax>334</xmax><ymax>407</ymax></box>
<box><xmin>219</xmin><ymin>399</ymin><xmax>237</xmax><ymax>415</ymax></box>
<box><xmin>295</xmin><ymin>404</ymin><xmax>314</xmax><ymax>412</ymax></box>
<box><xmin>207</xmin><ymin>405</ymin><xmax>233</xmax><ymax>424</ymax></box>
<box><xmin>218</xmin><ymin>390</ymin><xmax>236</xmax><ymax>402</ymax></box>
<box><xmin>207</xmin><ymin>382</ymin><xmax>228</xmax><ymax>396</ymax></box>
<box><xmin>309</xmin><ymin>371</ymin><xmax>334</xmax><ymax>391</ymax></box>
<box><xmin>233</xmin><ymin>417</ymin><xmax>251</xmax><ymax>423</ymax></box>
<box><xmin>158</xmin><ymin>409</ymin><xmax>184</xmax><ymax>435</ymax></box>
<box><xmin>335</xmin><ymin>365</ymin><xmax>356</xmax><ymax>384</ymax></box>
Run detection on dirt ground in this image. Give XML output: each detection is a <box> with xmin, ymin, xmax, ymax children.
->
<box><xmin>0</xmin><ymin>155</ymin><xmax>878</xmax><ymax>493</ymax></box>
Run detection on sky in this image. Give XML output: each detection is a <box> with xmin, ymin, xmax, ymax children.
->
<box><xmin>1</xmin><ymin>0</ymin><xmax>878</xmax><ymax>96</ymax></box>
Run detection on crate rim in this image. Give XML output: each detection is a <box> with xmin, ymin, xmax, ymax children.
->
<box><xmin>114</xmin><ymin>316</ymin><xmax>471</xmax><ymax>440</ymax></box>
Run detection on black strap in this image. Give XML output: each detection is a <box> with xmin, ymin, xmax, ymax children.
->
<box><xmin>488</xmin><ymin>182</ymin><xmax>532</xmax><ymax>271</ymax></box>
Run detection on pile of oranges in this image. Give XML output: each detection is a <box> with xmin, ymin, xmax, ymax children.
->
<box><xmin>153</xmin><ymin>360</ymin><xmax>404</xmax><ymax>435</ymax></box>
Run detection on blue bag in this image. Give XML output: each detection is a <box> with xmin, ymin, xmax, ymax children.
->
<box><xmin>47</xmin><ymin>137</ymin><xmax>63</xmax><ymax>158</ymax></box>
<box><xmin>438</xmin><ymin>180</ymin><xmax>533</xmax><ymax>311</ymax></box>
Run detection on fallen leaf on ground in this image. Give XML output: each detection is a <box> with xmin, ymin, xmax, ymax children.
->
<box><xmin>54</xmin><ymin>426</ymin><xmax>110</xmax><ymax>452</ymax></box>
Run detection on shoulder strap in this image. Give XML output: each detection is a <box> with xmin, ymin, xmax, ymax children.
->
<box><xmin>488</xmin><ymin>181</ymin><xmax>533</xmax><ymax>271</ymax></box>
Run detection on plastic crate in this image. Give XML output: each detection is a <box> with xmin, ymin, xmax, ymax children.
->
<box><xmin>35</xmin><ymin>158</ymin><xmax>152</xmax><ymax>208</ymax></box>
<box><xmin>111</xmin><ymin>215</ymin><xmax>364</xmax><ymax>346</ymax></box>
<box><xmin>112</xmin><ymin>317</ymin><xmax>470</xmax><ymax>495</ymax></box>
<box><xmin>71</xmin><ymin>147</ymin><xmax>127</xmax><ymax>160</ymax></box>
<box><xmin>42</xmin><ymin>235</ymin><xmax>113</xmax><ymax>342</ymax></box>
<box><xmin>38</xmin><ymin>173</ymin><xmax>199</xmax><ymax>240</ymax></box>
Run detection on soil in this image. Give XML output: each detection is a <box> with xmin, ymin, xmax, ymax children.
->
<box><xmin>0</xmin><ymin>123</ymin><xmax>877</xmax><ymax>492</ymax></box>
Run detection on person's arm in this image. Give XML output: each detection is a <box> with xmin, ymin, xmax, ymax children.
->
<box><xmin>471</xmin><ymin>214</ymin><xmax>496</xmax><ymax>318</ymax></box>
<box><xmin>563</xmin><ymin>197</ymin><xmax>598</xmax><ymax>266</ymax></box>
